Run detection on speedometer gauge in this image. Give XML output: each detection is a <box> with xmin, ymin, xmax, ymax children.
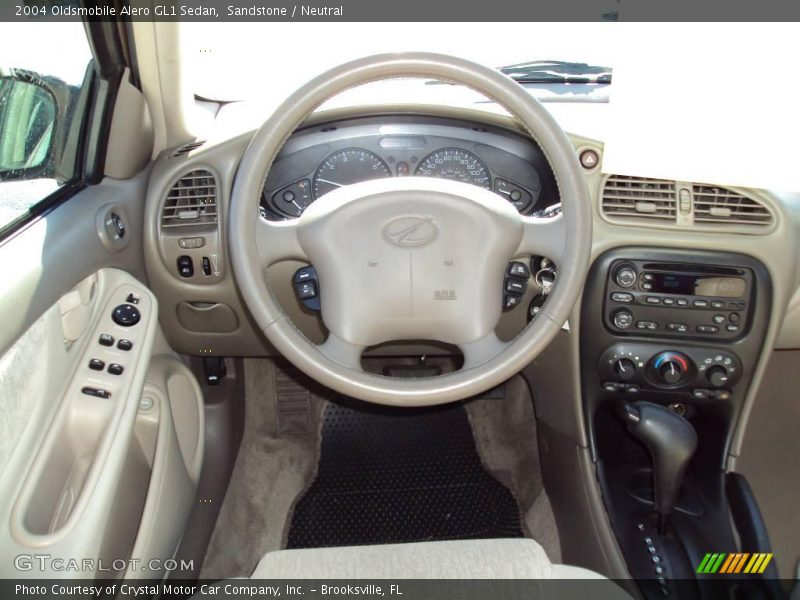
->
<box><xmin>313</xmin><ymin>149</ymin><xmax>392</xmax><ymax>199</ymax></box>
<box><xmin>415</xmin><ymin>149</ymin><xmax>492</xmax><ymax>190</ymax></box>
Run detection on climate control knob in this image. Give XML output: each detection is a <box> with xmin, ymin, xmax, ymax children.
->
<box><xmin>706</xmin><ymin>365</ymin><xmax>730</xmax><ymax>388</ymax></box>
<box><xmin>652</xmin><ymin>351</ymin><xmax>691</xmax><ymax>386</ymax></box>
<box><xmin>614</xmin><ymin>358</ymin><xmax>637</xmax><ymax>381</ymax></box>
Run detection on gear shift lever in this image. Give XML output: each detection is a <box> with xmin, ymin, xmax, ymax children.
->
<box><xmin>621</xmin><ymin>401</ymin><xmax>698</xmax><ymax>533</ymax></box>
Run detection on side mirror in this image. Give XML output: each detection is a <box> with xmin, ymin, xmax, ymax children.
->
<box><xmin>0</xmin><ymin>69</ymin><xmax>76</xmax><ymax>182</ymax></box>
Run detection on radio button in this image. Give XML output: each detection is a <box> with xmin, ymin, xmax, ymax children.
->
<box><xmin>693</xmin><ymin>299</ymin><xmax>709</xmax><ymax>308</ymax></box>
<box><xmin>676</xmin><ymin>298</ymin><xmax>689</xmax><ymax>307</ymax></box>
<box><xmin>637</xmin><ymin>320</ymin><xmax>658</xmax><ymax>330</ymax></box>
<box><xmin>666</xmin><ymin>323</ymin><xmax>689</xmax><ymax>333</ymax></box>
<box><xmin>729</xmin><ymin>312</ymin><xmax>741</xmax><ymax>323</ymax></box>
<box><xmin>613</xmin><ymin>309</ymin><xmax>634</xmax><ymax>330</ymax></box>
<box><xmin>642</xmin><ymin>273</ymin><xmax>655</xmax><ymax>282</ymax></box>
<box><xmin>662</xmin><ymin>297</ymin><xmax>675</xmax><ymax>305</ymax></box>
<box><xmin>642</xmin><ymin>283</ymin><xmax>654</xmax><ymax>291</ymax></box>
<box><xmin>645</xmin><ymin>296</ymin><xmax>661</xmax><ymax>305</ymax></box>
<box><xmin>712</xmin><ymin>314</ymin><xmax>726</xmax><ymax>324</ymax></box>
<box><xmin>726</xmin><ymin>324</ymin><xmax>740</xmax><ymax>332</ymax></box>
<box><xmin>615</xmin><ymin>266</ymin><xmax>638</xmax><ymax>288</ymax></box>
<box><xmin>611</xmin><ymin>292</ymin><xmax>634</xmax><ymax>303</ymax></box>
<box><xmin>711</xmin><ymin>301</ymin><xmax>725</xmax><ymax>309</ymax></box>
<box><xmin>728</xmin><ymin>301</ymin><xmax>746</xmax><ymax>310</ymax></box>
<box><xmin>697</xmin><ymin>325</ymin><xmax>719</xmax><ymax>334</ymax></box>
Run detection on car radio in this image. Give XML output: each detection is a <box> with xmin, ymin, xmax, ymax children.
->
<box><xmin>603</xmin><ymin>260</ymin><xmax>753</xmax><ymax>340</ymax></box>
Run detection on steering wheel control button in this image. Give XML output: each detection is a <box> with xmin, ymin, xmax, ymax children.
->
<box><xmin>82</xmin><ymin>386</ymin><xmax>111</xmax><ymax>399</ymax></box>
<box><xmin>107</xmin><ymin>363</ymin><xmax>124</xmax><ymax>376</ymax></box>
<box><xmin>112</xmin><ymin>303</ymin><xmax>141</xmax><ymax>327</ymax></box>
<box><xmin>117</xmin><ymin>339</ymin><xmax>133</xmax><ymax>351</ymax></box>
<box><xmin>177</xmin><ymin>255</ymin><xmax>194</xmax><ymax>278</ymax></box>
<box><xmin>611</xmin><ymin>292</ymin><xmax>634</xmax><ymax>303</ymax></box>
<box><xmin>503</xmin><ymin>294</ymin><xmax>522</xmax><ymax>311</ymax></box>
<box><xmin>507</xmin><ymin>261</ymin><xmax>530</xmax><ymax>279</ymax></box>
<box><xmin>505</xmin><ymin>279</ymin><xmax>526</xmax><ymax>294</ymax></box>
<box><xmin>612</xmin><ymin>309</ymin><xmax>634</xmax><ymax>330</ymax></box>
<box><xmin>614</xmin><ymin>265</ymin><xmax>637</xmax><ymax>288</ymax></box>
<box><xmin>89</xmin><ymin>358</ymin><xmax>105</xmax><ymax>371</ymax></box>
<box><xmin>99</xmin><ymin>334</ymin><xmax>114</xmax><ymax>346</ymax></box>
<box><xmin>579</xmin><ymin>148</ymin><xmax>599</xmax><ymax>170</ymax></box>
<box><xmin>293</xmin><ymin>266</ymin><xmax>321</xmax><ymax>311</ymax></box>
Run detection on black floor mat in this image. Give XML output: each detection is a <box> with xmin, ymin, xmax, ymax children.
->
<box><xmin>286</xmin><ymin>399</ymin><xmax>524</xmax><ymax>548</ymax></box>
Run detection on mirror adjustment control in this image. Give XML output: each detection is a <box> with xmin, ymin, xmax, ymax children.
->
<box><xmin>112</xmin><ymin>303</ymin><xmax>141</xmax><ymax>327</ymax></box>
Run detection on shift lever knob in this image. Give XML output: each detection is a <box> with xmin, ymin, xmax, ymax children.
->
<box><xmin>622</xmin><ymin>401</ymin><xmax>698</xmax><ymax>533</ymax></box>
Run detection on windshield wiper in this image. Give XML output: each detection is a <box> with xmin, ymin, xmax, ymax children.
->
<box><xmin>499</xmin><ymin>60</ymin><xmax>612</xmax><ymax>84</ymax></box>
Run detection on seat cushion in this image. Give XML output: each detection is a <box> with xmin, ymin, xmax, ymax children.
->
<box><xmin>253</xmin><ymin>538</ymin><xmax>610</xmax><ymax>580</ymax></box>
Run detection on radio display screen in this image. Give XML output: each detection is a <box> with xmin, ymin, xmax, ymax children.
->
<box><xmin>648</xmin><ymin>274</ymin><xmax>746</xmax><ymax>298</ymax></box>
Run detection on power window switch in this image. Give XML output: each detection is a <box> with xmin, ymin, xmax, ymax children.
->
<box><xmin>98</xmin><ymin>334</ymin><xmax>114</xmax><ymax>347</ymax></box>
<box><xmin>117</xmin><ymin>339</ymin><xmax>133</xmax><ymax>351</ymax></box>
<box><xmin>89</xmin><ymin>358</ymin><xmax>105</xmax><ymax>371</ymax></box>
<box><xmin>107</xmin><ymin>363</ymin><xmax>124</xmax><ymax>376</ymax></box>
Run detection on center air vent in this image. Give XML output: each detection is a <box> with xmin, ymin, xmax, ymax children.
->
<box><xmin>692</xmin><ymin>185</ymin><xmax>773</xmax><ymax>227</ymax></box>
<box><xmin>601</xmin><ymin>176</ymin><xmax>676</xmax><ymax>222</ymax></box>
<box><xmin>161</xmin><ymin>169</ymin><xmax>218</xmax><ymax>230</ymax></box>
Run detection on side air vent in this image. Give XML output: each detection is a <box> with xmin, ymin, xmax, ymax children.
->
<box><xmin>601</xmin><ymin>175</ymin><xmax>677</xmax><ymax>221</ymax></box>
<box><xmin>692</xmin><ymin>185</ymin><xmax>773</xmax><ymax>227</ymax></box>
<box><xmin>161</xmin><ymin>169</ymin><xmax>218</xmax><ymax>229</ymax></box>
<box><xmin>172</xmin><ymin>140</ymin><xmax>206</xmax><ymax>157</ymax></box>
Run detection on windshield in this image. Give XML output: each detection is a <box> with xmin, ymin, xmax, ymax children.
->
<box><xmin>182</xmin><ymin>23</ymin><xmax>618</xmax><ymax>102</ymax></box>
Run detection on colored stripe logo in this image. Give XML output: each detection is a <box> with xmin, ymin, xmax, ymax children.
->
<box><xmin>696</xmin><ymin>553</ymin><xmax>773</xmax><ymax>574</ymax></box>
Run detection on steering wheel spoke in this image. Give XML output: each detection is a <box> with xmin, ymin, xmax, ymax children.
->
<box><xmin>459</xmin><ymin>331</ymin><xmax>510</xmax><ymax>370</ymax></box>
<box><xmin>255</xmin><ymin>217</ymin><xmax>307</xmax><ymax>268</ymax></box>
<box><xmin>517</xmin><ymin>213</ymin><xmax>567</xmax><ymax>265</ymax></box>
<box><xmin>316</xmin><ymin>334</ymin><xmax>366</xmax><ymax>371</ymax></box>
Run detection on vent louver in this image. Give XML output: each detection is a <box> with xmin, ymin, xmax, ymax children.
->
<box><xmin>601</xmin><ymin>175</ymin><xmax>677</xmax><ymax>221</ymax></box>
<box><xmin>172</xmin><ymin>140</ymin><xmax>206</xmax><ymax>157</ymax></box>
<box><xmin>161</xmin><ymin>169</ymin><xmax>218</xmax><ymax>229</ymax></box>
<box><xmin>692</xmin><ymin>185</ymin><xmax>773</xmax><ymax>227</ymax></box>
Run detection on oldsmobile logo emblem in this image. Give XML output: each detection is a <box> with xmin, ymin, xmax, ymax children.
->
<box><xmin>382</xmin><ymin>216</ymin><xmax>438</xmax><ymax>247</ymax></box>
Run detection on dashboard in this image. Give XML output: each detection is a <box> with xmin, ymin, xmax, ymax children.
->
<box><xmin>259</xmin><ymin>115</ymin><xmax>560</xmax><ymax>220</ymax></box>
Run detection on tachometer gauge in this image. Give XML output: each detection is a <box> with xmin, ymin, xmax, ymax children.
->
<box><xmin>415</xmin><ymin>148</ymin><xmax>492</xmax><ymax>189</ymax></box>
<box><xmin>313</xmin><ymin>149</ymin><xmax>392</xmax><ymax>199</ymax></box>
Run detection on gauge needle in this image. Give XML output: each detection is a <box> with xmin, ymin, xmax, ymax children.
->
<box><xmin>316</xmin><ymin>178</ymin><xmax>344</xmax><ymax>187</ymax></box>
<box><xmin>496</xmin><ymin>187</ymin><xmax>511</xmax><ymax>195</ymax></box>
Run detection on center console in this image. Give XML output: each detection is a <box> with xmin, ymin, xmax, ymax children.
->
<box><xmin>580</xmin><ymin>248</ymin><xmax>780</xmax><ymax>599</ymax></box>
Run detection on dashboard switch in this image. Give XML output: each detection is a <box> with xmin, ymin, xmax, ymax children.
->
<box><xmin>82</xmin><ymin>386</ymin><xmax>111</xmax><ymax>399</ymax></box>
<box><xmin>99</xmin><ymin>334</ymin><xmax>114</xmax><ymax>346</ymax></box>
<box><xmin>117</xmin><ymin>339</ymin><xmax>133</xmax><ymax>351</ymax></box>
<box><xmin>89</xmin><ymin>358</ymin><xmax>105</xmax><ymax>371</ymax></box>
<box><xmin>178</xmin><ymin>255</ymin><xmax>194</xmax><ymax>278</ymax></box>
<box><xmin>112</xmin><ymin>304</ymin><xmax>141</xmax><ymax>327</ymax></box>
<box><xmin>202</xmin><ymin>256</ymin><xmax>212</xmax><ymax>276</ymax></box>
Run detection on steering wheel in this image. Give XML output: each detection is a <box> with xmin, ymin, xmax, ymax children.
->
<box><xmin>229</xmin><ymin>53</ymin><xmax>592</xmax><ymax>406</ymax></box>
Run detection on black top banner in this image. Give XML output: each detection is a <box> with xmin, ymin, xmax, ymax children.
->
<box><xmin>3</xmin><ymin>0</ymin><xmax>800</xmax><ymax>21</ymax></box>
